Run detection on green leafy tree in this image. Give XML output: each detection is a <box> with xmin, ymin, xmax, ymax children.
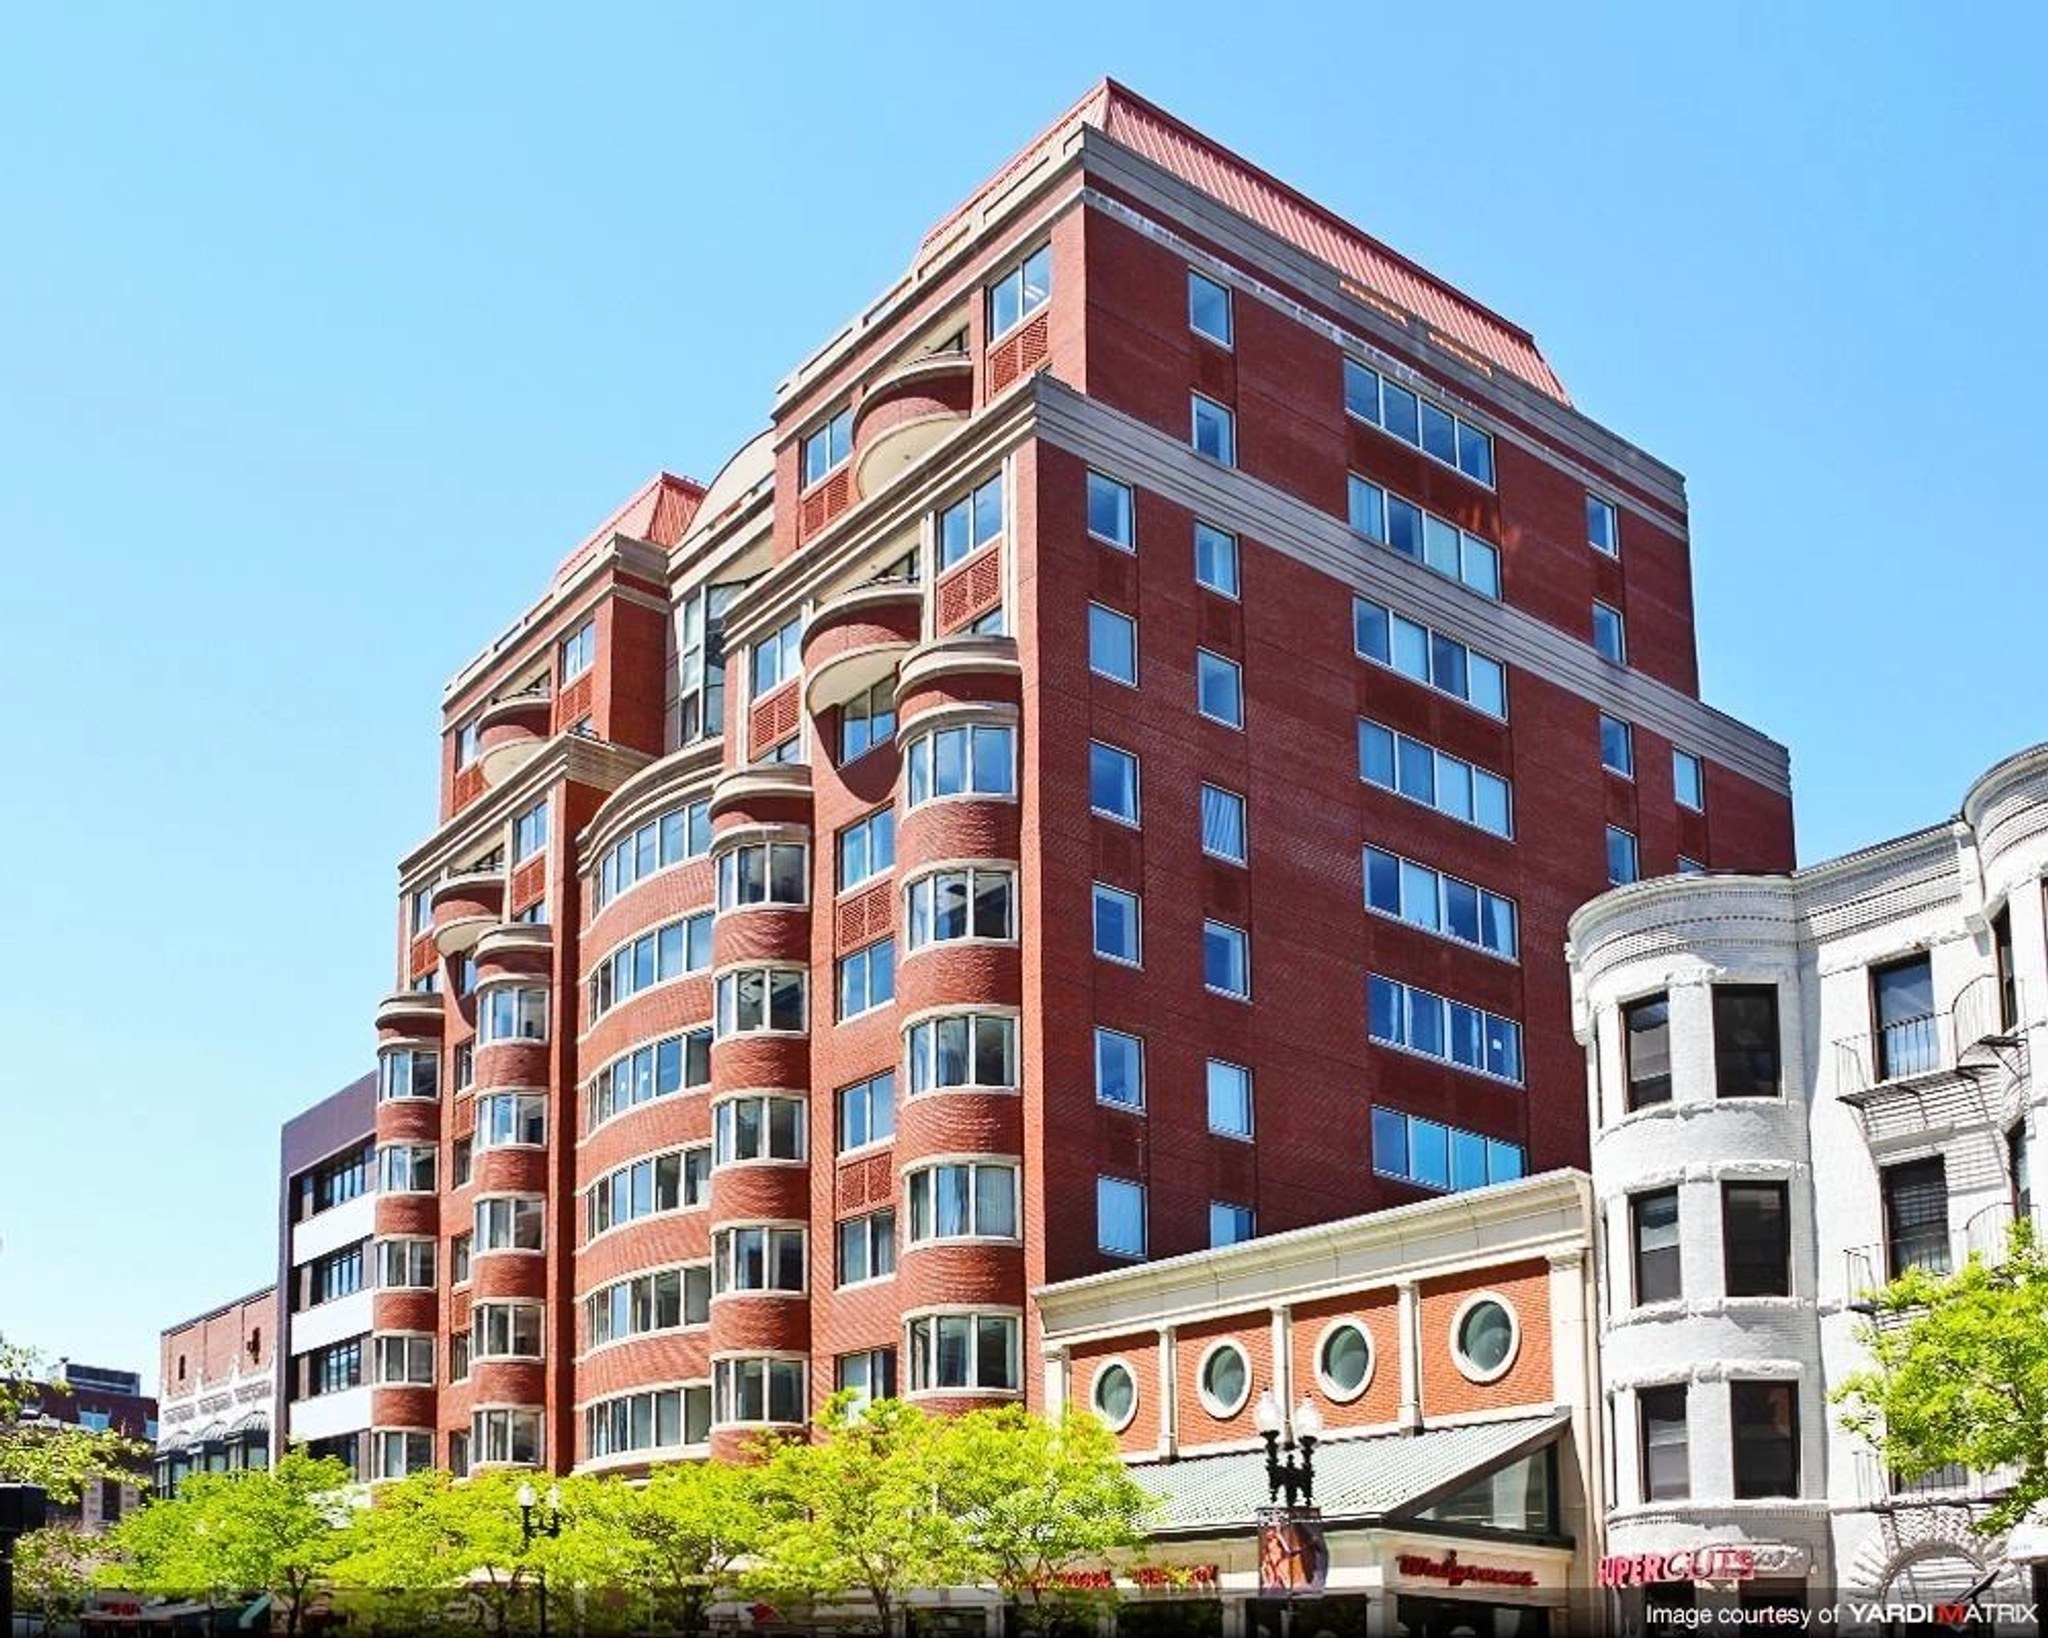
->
<box><xmin>13</xmin><ymin>1523</ymin><xmax>97</xmax><ymax>1635</ymax></box>
<box><xmin>943</xmin><ymin>1406</ymin><xmax>1156</xmax><ymax>1633</ymax></box>
<box><xmin>100</xmin><ymin>1451</ymin><xmax>357</xmax><ymax>1638</ymax></box>
<box><xmin>555</xmin><ymin>1459</ymin><xmax>770</xmax><ymax>1637</ymax></box>
<box><xmin>747</xmin><ymin>1394</ymin><xmax>967</xmax><ymax>1635</ymax></box>
<box><xmin>0</xmin><ymin>1338</ymin><xmax>152</xmax><ymax>1506</ymax></box>
<box><xmin>1836</xmin><ymin>1220</ymin><xmax>2048</xmax><ymax>1531</ymax></box>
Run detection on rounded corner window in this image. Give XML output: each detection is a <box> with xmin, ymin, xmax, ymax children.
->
<box><xmin>1450</xmin><ymin>1293</ymin><xmax>1520</xmax><ymax>1384</ymax></box>
<box><xmin>1090</xmin><ymin>1360</ymin><xmax>1138</xmax><ymax>1432</ymax></box>
<box><xmin>1196</xmin><ymin>1340</ymin><xmax>1251</xmax><ymax>1419</ymax></box>
<box><xmin>1315</xmin><ymin>1319</ymin><xmax>1374</xmax><ymax>1402</ymax></box>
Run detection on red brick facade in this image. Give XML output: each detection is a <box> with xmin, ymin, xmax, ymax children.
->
<box><xmin>363</xmin><ymin>83</ymin><xmax>1793</xmax><ymax>1479</ymax></box>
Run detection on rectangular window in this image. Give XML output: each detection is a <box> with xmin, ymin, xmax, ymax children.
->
<box><xmin>1713</xmin><ymin>986</ymin><xmax>1781</xmax><ymax>1098</ymax></box>
<box><xmin>904</xmin><ymin>866</ymin><xmax>1014</xmax><ymax>949</ymax></box>
<box><xmin>1195</xmin><ymin>649</ymin><xmax>1243</xmax><ymax>728</ymax></box>
<box><xmin>1624</xmin><ymin>995</ymin><xmax>1672</xmax><ymax>1108</ymax></box>
<box><xmin>906</xmin><ymin>1162</ymin><xmax>1018</xmax><ymax>1240</ymax></box>
<box><xmin>1369</xmin><ymin>974</ymin><xmax>1522</xmax><ymax>1082</ymax></box>
<box><xmin>836</xmin><ymin>1211</ymin><xmax>897</xmax><ymax>1286</ymax></box>
<box><xmin>907</xmin><ymin>1313</ymin><xmax>1017</xmax><ymax>1393</ymax></box>
<box><xmin>841</xmin><ymin>678</ymin><xmax>896</xmax><ymax>762</ymax></box>
<box><xmin>837</xmin><ymin>1348</ymin><xmax>897</xmax><ymax>1409</ymax></box>
<box><xmin>1094</xmin><ymin>1027</ymin><xmax>1144</xmax><ymax>1110</ymax></box>
<box><xmin>1188</xmin><ymin>269</ymin><xmax>1232</xmax><ymax>345</ymax></box>
<box><xmin>1371</xmin><ymin>1106</ymin><xmax>1524</xmax><ymax>1192</ymax></box>
<box><xmin>1674</xmin><ymin>749</ymin><xmax>1706</xmax><ymax>810</ymax></box>
<box><xmin>1191</xmin><ymin>394</ymin><xmax>1236</xmax><ymax>465</ymax></box>
<box><xmin>750</xmin><ymin>618</ymin><xmax>802</xmax><ymax>696</ymax></box>
<box><xmin>838</xmin><ymin>808</ymin><xmax>895</xmax><ymax>891</ymax></box>
<box><xmin>1639</xmin><ymin>1385</ymin><xmax>1689</xmax><ymax>1501</ymax></box>
<box><xmin>836</xmin><ymin>941</ymin><xmax>896</xmax><ymax>1020</ymax></box>
<box><xmin>1204</xmin><ymin>920</ymin><xmax>1249</xmax><ymax>999</ymax></box>
<box><xmin>1730</xmin><ymin>1381</ymin><xmax>1799</xmax><ymax>1499</ymax></box>
<box><xmin>1359</xmin><ymin>718</ymin><xmax>1513</xmax><ymax>837</ymax></box>
<box><xmin>513</xmin><ymin>800</ymin><xmax>548</xmax><ymax>863</ymax></box>
<box><xmin>1343</xmin><ymin>358</ymin><xmax>1494</xmax><ymax>485</ymax></box>
<box><xmin>1207</xmin><ymin>1059</ymin><xmax>1253</xmax><ymax>1138</ymax></box>
<box><xmin>1087</xmin><ymin>472</ymin><xmax>1134</xmax><ymax>549</ymax></box>
<box><xmin>1098</xmin><ymin>1176</ymin><xmax>1146</xmax><ymax>1258</ymax></box>
<box><xmin>1723</xmin><ymin>1182</ymin><xmax>1790</xmax><ymax>1298</ymax></box>
<box><xmin>837</xmin><ymin>1072</ymin><xmax>896</xmax><ymax>1152</ymax></box>
<box><xmin>937</xmin><ymin>474</ymin><xmax>1003</xmax><ymax>570</ymax></box>
<box><xmin>454</xmin><ymin>721</ymin><xmax>479</xmax><ymax>768</ymax></box>
<box><xmin>1608</xmin><ymin>826</ymin><xmax>1640</xmax><ymax>886</ymax></box>
<box><xmin>1092</xmin><ymin>882</ymin><xmax>1141</xmax><ymax>965</ymax></box>
<box><xmin>1200</xmin><ymin>784</ymin><xmax>1247</xmax><ymax>865</ymax></box>
<box><xmin>1600</xmin><ymin>713</ymin><xmax>1634</xmax><ymax>777</ymax></box>
<box><xmin>1588</xmin><ymin>494</ymin><xmax>1620</xmax><ymax>556</ymax></box>
<box><xmin>801</xmin><ymin>408</ymin><xmax>853</xmax><ymax>488</ymax></box>
<box><xmin>1883</xmin><ymin>1156</ymin><xmax>1950</xmax><ymax>1279</ymax></box>
<box><xmin>1088</xmin><ymin>603</ymin><xmax>1138</xmax><ymax>686</ymax></box>
<box><xmin>1089</xmin><ymin>741</ymin><xmax>1140</xmax><ymax>825</ymax></box>
<box><xmin>560</xmin><ymin>619</ymin><xmax>596</xmax><ymax>682</ymax></box>
<box><xmin>1210</xmin><ymin>1202</ymin><xmax>1254</xmax><ymax>1247</ymax></box>
<box><xmin>1347</xmin><ymin>474</ymin><xmax>1501</xmax><ymax>598</ymax></box>
<box><xmin>988</xmin><ymin>244</ymin><xmax>1051</xmax><ymax>339</ymax></box>
<box><xmin>1194</xmin><ymin>523</ymin><xmax>1239</xmax><ymax>598</ymax></box>
<box><xmin>1352</xmin><ymin>596</ymin><xmax>1507</xmax><ymax>719</ymax></box>
<box><xmin>905</xmin><ymin>1013</ymin><xmax>1016</xmax><ymax>1092</ymax></box>
<box><xmin>1632</xmin><ymin>1189</ymin><xmax>1681</xmax><ymax>1305</ymax></box>
<box><xmin>1363</xmin><ymin>846</ymin><xmax>1518</xmax><ymax>960</ymax></box>
<box><xmin>904</xmin><ymin>723</ymin><xmax>1016</xmax><ymax>805</ymax></box>
<box><xmin>713</xmin><ymin>968</ymin><xmax>808</xmax><ymax>1038</ymax></box>
<box><xmin>1872</xmin><ymin>954</ymin><xmax>1937</xmax><ymax>1081</ymax></box>
<box><xmin>1592</xmin><ymin>600</ymin><xmax>1627</xmax><ymax>664</ymax></box>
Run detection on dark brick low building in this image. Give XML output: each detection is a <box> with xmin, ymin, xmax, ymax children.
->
<box><xmin>350</xmin><ymin>80</ymin><xmax>1794</xmax><ymax>1481</ymax></box>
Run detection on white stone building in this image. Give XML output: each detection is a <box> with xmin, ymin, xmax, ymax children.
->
<box><xmin>1568</xmin><ymin>742</ymin><xmax>2048</xmax><ymax>1629</ymax></box>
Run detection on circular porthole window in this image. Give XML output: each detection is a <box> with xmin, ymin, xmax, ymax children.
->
<box><xmin>1452</xmin><ymin>1295</ymin><xmax>1520</xmax><ymax>1383</ymax></box>
<box><xmin>1316</xmin><ymin>1321</ymin><xmax>1374</xmax><ymax>1401</ymax></box>
<box><xmin>1091</xmin><ymin>1361</ymin><xmax>1137</xmax><ymax>1431</ymax></box>
<box><xmin>1197</xmin><ymin>1341</ymin><xmax>1251</xmax><ymax>1418</ymax></box>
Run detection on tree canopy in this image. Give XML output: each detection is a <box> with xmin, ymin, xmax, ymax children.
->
<box><xmin>1836</xmin><ymin>1220</ymin><xmax>2048</xmax><ymax>1531</ymax></box>
<box><xmin>0</xmin><ymin>1337</ymin><xmax>152</xmax><ymax>1507</ymax></box>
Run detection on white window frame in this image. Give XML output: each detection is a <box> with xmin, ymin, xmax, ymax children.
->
<box><xmin>1088</xmin><ymin>602</ymin><xmax>1139</xmax><ymax>687</ymax></box>
<box><xmin>1195</xmin><ymin>648</ymin><xmax>1244</xmax><ymax>729</ymax></box>
<box><xmin>1190</xmin><ymin>393</ymin><xmax>1236</xmax><ymax>466</ymax></box>
<box><xmin>1094</xmin><ymin>1027</ymin><xmax>1145</xmax><ymax>1111</ymax></box>
<box><xmin>1089</xmin><ymin>741</ymin><xmax>1141</xmax><ymax>827</ymax></box>
<box><xmin>1188</xmin><ymin>269</ymin><xmax>1233</xmax><ymax>346</ymax></box>
<box><xmin>1203</xmin><ymin>919</ymin><xmax>1250</xmax><ymax>1000</ymax></box>
<box><xmin>1091</xmin><ymin>881</ymin><xmax>1142</xmax><ymax>966</ymax></box>
<box><xmin>1097</xmin><ymin>1175</ymin><xmax>1147</xmax><ymax>1258</ymax></box>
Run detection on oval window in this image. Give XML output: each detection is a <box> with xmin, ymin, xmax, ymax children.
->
<box><xmin>1454</xmin><ymin>1297</ymin><xmax>1518</xmax><ymax>1382</ymax></box>
<box><xmin>1198</xmin><ymin>1342</ymin><xmax>1250</xmax><ymax>1417</ymax></box>
<box><xmin>1092</xmin><ymin>1362</ymin><xmax>1136</xmax><ymax>1430</ymax></box>
<box><xmin>1317</xmin><ymin>1322</ymin><xmax>1373</xmax><ymax>1400</ymax></box>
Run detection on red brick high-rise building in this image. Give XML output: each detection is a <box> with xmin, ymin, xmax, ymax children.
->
<box><xmin>358</xmin><ymin>82</ymin><xmax>1794</xmax><ymax>1481</ymax></box>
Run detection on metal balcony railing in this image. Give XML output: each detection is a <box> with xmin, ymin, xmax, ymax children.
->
<box><xmin>1844</xmin><ymin>1203</ymin><xmax>2019</xmax><ymax>1310</ymax></box>
<box><xmin>1834</xmin><ymin>974</ymin><xmax>2025</xmax><ymax>1102</ymax></box>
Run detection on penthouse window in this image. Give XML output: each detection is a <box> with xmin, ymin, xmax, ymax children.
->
<box><xmin>938</xmin><ymin>475</ymin><xmax>1003</xmax><ymax>570</ymax></box>
<box><xmin>1623</xmin><ymin>995</ymin><xmax>1672</xmax><ymax>1108</ymax></box>
<box><xmin>591</xmin><ymin>915</ymin><xmax>713</xmax><ymax>1017</ymax></box>
<box><xmin>904</xmin><ymin>723</ymin><xmax>1016</xmax><ymax>805</ymax></box>
<box><xmin>906</xmin><ymin>867</ymin><xmax>1016</xmax><ymax>949</ymax></box>
<box><xmin>479</xmin><ymin>985</ymin><xmax>547</xmax><ymax>1044</ymax></box>
<box><xmin>907</xmin><ymin>1161</ymin><xmax>1018</xmax><ymax>1242</ymax></box>
<box><xmin>1344</xmin><ymin>357</ymin><xmax>1495</xmax><ymax>486</ymax></box>
<box><xmin>988</xmin><ymin>244</ymin><xmax>1051</xmax><ymax>339</ymax></box>
<box><xmin>1369</xmin><ymin>975</ymin><xmax>1523</xmax><ymax>1083</ymax></box>
<box><xmin>1359</xmin><ymin>719</ymin><xmax>1512</xmax><ymax>837</ymax></box>
<box><xmin>585</xmin><ymin>1029</ymin><xmax>711</xmax><ymax>1129</ymax></box>
<box><xmin>838</xmin><ymin>808</ymin><xmax>896</xmax><ymax>890</ymax></box>
<box><xmin>713</xmin><ymin>1095</ymin><xmax>806</xmax><ymax>1166</ymax></box>
<box><xmin>1353</xmin><ymin>596</ymin><xmax>1507</xmax><ymax>719</ymax></box>
<box><xmin>800</xmin><ymin>409</ymin><xmax>853</xmax><ymax>489</ymax></box>
<box><xmin>907</xmin><ymin>1013</ymin><xmax>1017</xmax><ymax>1092</ymax></box>
<box><xmin>595</xmin><ymin>799</ymin><xmax>713</xmax><ymax>911</ymax></box>
<box><xmin>559</xmin><ymin>619</ymin><xmax>596</xmax><ymax>682</ymax></box>
<box><xmin>1348</xmin><ymin>474</ymin><xmax>1500</xmax><ymax>599</ymax></box>
<box><xmin>585</xmin><ymin>1147</ymin><xmax>710</xmax><ymax>1238</ymax></box>
<box><xmin>713</xmin><ymin>1227</ymin><xmax>806</xmax><ymax>1295</ymax></box>
<box><xmin>1364</xmin><ymin>847</ymin><xmax>1518</xmax><ymax>960</ymax></box>
<box><xmin>717</xmin><ymin>842</ymin><xmax>807</xmax><ymax>911</ymax></box>
<box><xmin>907</xmin><ymin>1313</ymin><xmax>1019</xmax><ymax>1393</ymax></box>
<box><xmin>1371</xmin><ymin>1108</ymin><xmax>1524</xmax><ymax>1192</ymax></box>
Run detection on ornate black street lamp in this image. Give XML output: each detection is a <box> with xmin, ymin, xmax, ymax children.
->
<box><xmin>1254</xmin><ymin>1389</ymin><xmax>1322</xmax><ymax>1508</ymax></box>
<box><xmin>517</xmin><ymin>1481</ymin><xmax>562</xmax><ymax>1638</ymax></box>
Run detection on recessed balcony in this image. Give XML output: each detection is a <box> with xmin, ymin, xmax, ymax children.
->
<box><xmin>802</xmin><ymin>583</ymin><xmax>923</xmax><ymax>715</ymax></box>
<box><xmin>430</xmin><ymin>872</ymin><xmax>505</xmax><ymax>956</ymax></box>
<box><xmin>374</xmin><ymin>991</ymin><xmax>445</xmax><ymax>1035</ymax></box>
<box><xmin>852</xmin><ymin>353</ymin><xmax>973</xmax><ymax>499</ymax></box>
<box><xmin>475</xmin><ymin>690</ymin><xmax>554</xmax><ymax>788</ymax></box>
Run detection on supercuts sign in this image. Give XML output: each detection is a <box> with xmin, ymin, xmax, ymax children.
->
<box><xmin>1599</xmin><ymin>1547</ymin><xmax>1758</xmax><ymax>1586</ymax></box>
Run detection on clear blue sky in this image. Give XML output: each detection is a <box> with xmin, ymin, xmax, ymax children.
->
<box><xmin>2</xmin><ymin>4</ymin><xmax>2042</xmax><ymax>1388</ymax></box>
